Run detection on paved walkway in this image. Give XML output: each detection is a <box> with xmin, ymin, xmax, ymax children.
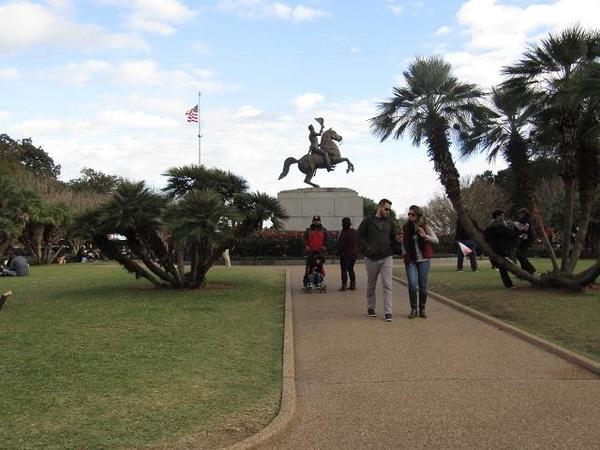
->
<box><xmin>257</xmin><ymin>263</ymin><xmax>600</xmax><ymax>450</ymax></box>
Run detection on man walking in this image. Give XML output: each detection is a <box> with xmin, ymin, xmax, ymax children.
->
<box><xmin>357</xmin><ymin>199</ymin><xmax>402</xmax><ymax>322</ymax></box>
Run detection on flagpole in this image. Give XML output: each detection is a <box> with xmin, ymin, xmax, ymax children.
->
<box><xmin>198</xmin><ymin>91</ymin><xmax>202</xmax><ymax>165</ymax></box>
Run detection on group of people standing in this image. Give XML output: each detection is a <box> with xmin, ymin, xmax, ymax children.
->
<box><xmin>304</xmin><ymin>199</ymin><xmax>439</xmax><ymax>323</ymax></box>
<box><xmin>455</xmin><ymin>208</ymin><xmax>536</xmax><ymax>288</ymax></box>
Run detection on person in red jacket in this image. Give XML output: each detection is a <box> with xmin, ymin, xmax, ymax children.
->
<box><xmin>303</xmin><ymin>215</ymin><xmax>328</xmax><ymax>286</ymax></box>
<box><xmin>402</xmin><ymin>205</ymin><xmax>438</xmax><ymax>319</ymax></box>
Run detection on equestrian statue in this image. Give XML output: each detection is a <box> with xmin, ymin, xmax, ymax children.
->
<box><xmin>278</xmin><ymin>118</ymin><xmax>355</xmax><ymax>188</ymax></box>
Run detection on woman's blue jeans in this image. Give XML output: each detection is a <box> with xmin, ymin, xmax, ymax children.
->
<box><xmin>404</xmin><ymin>259</ymin><xmax>431</xmax><ymax>309</ymax></box>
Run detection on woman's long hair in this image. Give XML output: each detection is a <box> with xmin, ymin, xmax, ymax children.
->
<box><xmin>404</xmin><ymin>205</ymin><xmax>427</xmax><ymax>259</ymax></box>
<box><xmin>408</xmin><ymin>205</ymin><xmax>426</xmax><ymax>230</ymax></box>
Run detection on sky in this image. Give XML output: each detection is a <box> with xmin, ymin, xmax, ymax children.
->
<box><xmin>2</xmin><ymin>0</ymin><xmax>600</xmax><ymax>215</ymax></box>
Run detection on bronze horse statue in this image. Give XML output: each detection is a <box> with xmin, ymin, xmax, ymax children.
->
<box><xmin>278</xmin><ymin>128</ymin><xmax>355</xmax><ymax>188</ymax></box>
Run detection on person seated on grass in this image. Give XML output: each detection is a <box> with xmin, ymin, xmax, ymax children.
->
<box><xmin>1</xmin><ymin>251</ymin><xmax>29</xmax><ymax>277</ymax></box>
<box><xmin>306</xmin><ymin>255</ymin><xmax>326</xmax><ymax>287</ymax></box>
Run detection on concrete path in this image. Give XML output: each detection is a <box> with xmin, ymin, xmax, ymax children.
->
<box><xmin>257</xmin><ymin>263</ymin><xmax>600</xmax><ymax>450</ymax></box>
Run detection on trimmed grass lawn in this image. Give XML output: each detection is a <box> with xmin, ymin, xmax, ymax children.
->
<box><xmin>395</xmin><ymin>258</ymin><xmax>600</xmax><ymax>363</ymax></box>
<box><xmin>0</xmin><ymin>264</ymin><xmax>285</xmax><ymax>450</ymax></box>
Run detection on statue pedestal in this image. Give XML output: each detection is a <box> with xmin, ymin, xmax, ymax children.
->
<box><xmin>277</xmin><ymin>188</ymin><xmax>363</xmax><ymax>231</ymax></box>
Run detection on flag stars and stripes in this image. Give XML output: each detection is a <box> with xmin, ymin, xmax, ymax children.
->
<box><xmin>186</xmin><ymin>105</ymin><xmax>198</xmax><ymax>123</ymax></box>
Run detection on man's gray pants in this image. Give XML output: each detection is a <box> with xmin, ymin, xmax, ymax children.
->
<box><xmin>364</xmin><ymin>256</ymin><xmax>393</xmax><ymax>315</ymax></box>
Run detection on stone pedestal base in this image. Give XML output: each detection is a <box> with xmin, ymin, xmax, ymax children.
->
<box><xmin>277</xmin><ymin>188</ymin><xmax>363</xmax><ymax>231</ymax></box>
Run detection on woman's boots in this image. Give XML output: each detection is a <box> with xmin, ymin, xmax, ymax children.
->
<box><xmin>339</xmin><ymin>281</ymin><xmax>356</xmax><ymax>291</ymax></box>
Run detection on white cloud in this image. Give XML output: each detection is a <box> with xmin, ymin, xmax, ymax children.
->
<box><xmin>0</xmin><ymin>110</ymin><xmax>10</xmax><ymax>120</ymax></box>
<box><xmin>50</xmin><ymin>59</ymin><xmax>243</xmax><ymax>93</ymax></box>
<box><xmin>442</xmin><ymin>0</ymin><xmax>600</xmax><ymax>87</ymax></box>
<box><xmin>192</xmin><ymin>41</ymin><xmax>213</xmax><ymax>55</ymax></box>
<box><xmin>386</xmin><ymin>0</ymin><xmax>403</xmax><ymax>15</ymax></box>
<box><xmin>234</xmin><ymin>105</ymin><xmax>263</xmax><ymax>118</ymax></box>
<box><xmin>100</xmin><ymin>0</ymin><xmax>197</xmax><ymax>35</ymax></box>
<box><xmin>5</xmin><ymin>96</ymin><xmax>501</xmax><ymax>215</ymax></box>
<box><xmin>52</xmin><ymin>60</ymin><xmax>112</xmax><ymax>85</ymax></box>
<box><xmin>0</xmin><ymin>1</ymin><xmax>147</xmax><ymax>54</ymax></box>
<box><xmin>293</xmin><ymin>92</ymin><xmax>325</xmax><ymax>112</ymax></box>
<box><xmin>218</xmin><ymin>0</ymin><xmax>326</xmax><ymax>21</ymax></box>
<box><xmin>0</xmin><ymin>67</ymin><xmax>19</xmax><ymax>79</ymax></box>
<box><xmin>435</xmin><ymin>25</ymin><xmax>451</xmax><ymax>36</ymax></box>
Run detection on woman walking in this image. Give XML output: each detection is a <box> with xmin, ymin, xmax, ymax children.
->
<box><xmin>336</xmin><ymin>217</ymin><xmax>358</xmax><ymax>291</ymax></box>
<box><xmin>402</xmin><ymin>205</ymin><xmax>438</xmax><ymax>318</ymax></box>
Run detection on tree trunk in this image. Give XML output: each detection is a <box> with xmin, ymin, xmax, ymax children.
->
<box><xmin>568</xmin><ymin>188</ymin><xmax>594</xmax><ymax>272</ymax></box>
<box><xmin>28</xmin><ymin>224</ymin><xmax>44</xmax><ymax>264</ymax></box>
<box><xmin>95</xmin><ymin>235</ymin><xmax>165</xmax><ymax>288</ymax></box>
<box><xmin>505</xmin><ymin>135</ymin><xmax>559</xmax><ymax>270</ymax></box>
<box><xmin>560</xmin><ymin>176</ymin><xmax>576</xmax><ymax>271</ymax></box>
<box><xmin>176</xmin><ymin>241</ymin><xmax>185</xmax><ymax>282</ymax></box>
<box><xmin>127</xmin><ymin>236</ymin><xmax>178</xmax><ymax>286</ymax></box>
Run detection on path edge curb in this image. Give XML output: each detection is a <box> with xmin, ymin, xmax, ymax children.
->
<box><xmin>393</xmin><ymin>275</ymin><xmax>600</xmax><ymax>377</ymax></box>
<box><xmin>224</xmin><ymin>269</ymin><xmax>296</xmax><ymax>450</ymax></box>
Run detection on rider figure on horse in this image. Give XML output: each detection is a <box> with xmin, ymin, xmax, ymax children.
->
<box><xmin>308</xmin><ymin>117</ymin><xmax>334</xmax><ymax>172</ymax></box>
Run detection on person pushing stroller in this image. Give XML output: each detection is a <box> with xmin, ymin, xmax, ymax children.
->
<box><xmin>303</xmin><ymin>215</ymin><xmax>328</xmax><ymax>287</ymax></box>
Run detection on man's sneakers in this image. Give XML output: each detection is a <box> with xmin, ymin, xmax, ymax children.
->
<box><xmin>367</xmin><ymin>309</ymin><xmax>393</xmax><ymax>321</ymax></box>
<box><xmin>408</xmin><ymin>309</ymin><xmax>418</xmax><ymax>319</ymax></box>
<box><xmin>419</xmin><ymin>309</ymin><xmax>427</xmax><ymax>318</ymax></box>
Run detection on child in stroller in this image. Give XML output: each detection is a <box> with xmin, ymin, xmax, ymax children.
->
<box><xmin>303</xmin><ymin>252</ymin><xmax>326</xmax><ymax>293</ymax></box>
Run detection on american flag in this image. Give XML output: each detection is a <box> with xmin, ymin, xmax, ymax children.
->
<box><xmin>186</xmin><ymin>105</ymin><xmax>198</xmax><ymax>123</ymax></box>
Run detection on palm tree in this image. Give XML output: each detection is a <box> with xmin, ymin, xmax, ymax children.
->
<box><xmin>21</xmin><ymin>200</ymin><xmax>70</xmax><ymax>265</ymax></box>
<box><xmin>91</xmin><ymin>181</ymin><xmax>173</xmax><ymax>287</ymax></box>
<box><xmin>370</xmin><ymin>56</ymin><xmax>483</xmax><ymax>208</ymax></box>
<box><xmin>503</xmin><ymin>26</ymin><xmax>600</xmax><ymax>272</ymax></box>
<box><xmin>370</xmin><ymin>57</ymin><xmax>515</xmax><ymax>267</ymax></box>
<box><xmin>163</xmin><ymin>165</ymin><xmax>248</xmax><ymax>201</ymax></box>
<box><xmin>459</xmin><ymin>85</ymin><xmax>560</xmax><ymax>270</ymax></box>
<box><xmin>164</xmin><ymin>189</ymin><xmax>241</xmax><ymax>287</ymax></box>
<box><xmin>79</xmin><ymin>165</ymin><xmax>290</xmax><ymax>289</ymax></box>
<box><xmin>233</xmin><ymin>191</ymin><xmax>290</xmax><ymax>234</ymax></box>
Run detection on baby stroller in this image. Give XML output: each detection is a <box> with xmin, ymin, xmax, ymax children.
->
<box><xmin>303</xmin><ymin>252</ymin><xmax>326</xmax><ymax>293</ymax></box>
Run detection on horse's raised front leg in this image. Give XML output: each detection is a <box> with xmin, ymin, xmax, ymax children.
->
<box><xmin>341</xmin><ymin>158</ymin><xmax>354</xmax><ymax>173</ymax></box>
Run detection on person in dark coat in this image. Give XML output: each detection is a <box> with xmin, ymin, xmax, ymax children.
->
<box><xmin>484</xmin><ymin>209</ymin><xmax>517</xmax><ymax>288</ymax></box>
<box><xmin>455</xmin><ymin>217</ymin><xmax>479</xmax><ymax>272</ymax></box>
<box><xmin>336</xmin><ymin>217</ymin><xmax>358</xmax><ymax>291</ymax></box>
<box><xmin>1</xmin><ymin>252</ymin><xmax>29</xmax><ymax>277</ymax></box>
<box><xmin>357</xmin><ymin>199</ymin><xmax>402</xmax><ymax>322</ymax></box>
<box><xmin>513</xmin><ymin>208</ymin><xmax>536</xmax><ymax>274</ymax></box>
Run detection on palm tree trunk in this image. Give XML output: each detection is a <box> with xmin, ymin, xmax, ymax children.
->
<box><xmin>176</xmin><ymin>241</ymin><xmax>185</xmax><ymax>281</ymax></box>
<box><xmin>504</xmin><ymin>136</ymin><xmax>559</xmax><ymax>270</ymax></box>
<box><xmin>560</xmin><ymin>176</ymin><xmax>576</xmax><ymax>271</ymax></box>
<box><xmin>30</xmin><ymin>224</ymin><xmax>44</xmax><ymax>264</ymax></box>
<box><xmin>95</xmin><ymin>235</ymin><xmax>165</xmax><ymax>288</ymax></box>
<box><xmin>190</xmin><ymin>243</ymin><xmax>198</xmax><ymax>287</ymax></box>
<box><xmin>530</xmin><ymin>204</ymin><xmax>560</xmax><ymax>270</ymax></box>
<box><xmin>568</xmin><ymin>189</ymin><xmax>594</xmax><ymax>272</ymax></box>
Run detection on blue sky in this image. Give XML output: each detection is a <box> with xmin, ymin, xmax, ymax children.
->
<box><xmin>2</xmin><ymin>0</ymin><xmax>599</xmax><ymax>214</ymax></box>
